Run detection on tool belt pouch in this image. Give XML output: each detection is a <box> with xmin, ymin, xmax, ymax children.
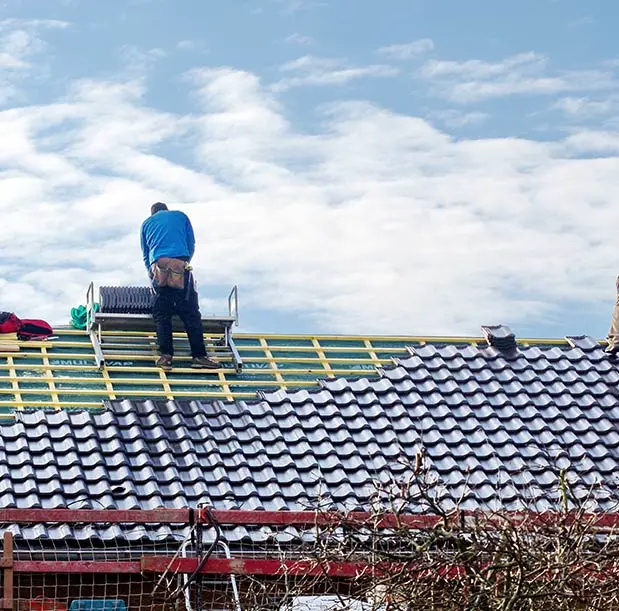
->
<box><xmin>151</xmin><ymin>257</ymin><xmax>187</xmax><ymax>290</ymax></box>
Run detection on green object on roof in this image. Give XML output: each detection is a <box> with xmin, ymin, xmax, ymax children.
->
<box><xmin>70</xmin><ymin>304</ymin><xmax>99</xmax><ymax>330</ymax></box>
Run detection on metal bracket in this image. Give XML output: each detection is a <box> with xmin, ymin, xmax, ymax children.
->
<box><xmin>86</xmin><ymin>283</ymin><xmax>105</xmax><ymax>369</ymax></box>
<box><xmin>90</xmin><ymin>328</ymin><xmax>105</xmax><ymax>370</ymax></box>
<box><xmin>225</xmin><ymin>286</ymin><xmax>242</xmax><ymax>371</ymax></box>
<box><xmin>86</xmin><ymin>281</ymin><xmax>95</xmax><ymax>331</ymax></box>
<box><xmin>226</xmin><ymin>326</ymin><xmax>243</xmax><ymax>373</ymax></box>
<box><xmin>2</xmin><ymin>532</ymin><xmax>13</xmax><ymax>610</ymax></box>
<box><xmin>228</xmin><ymin>285</ymin><xmax>239</xmax><ymax>326</ymax></box>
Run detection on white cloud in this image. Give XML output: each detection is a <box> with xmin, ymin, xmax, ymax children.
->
<box><xmin>273</xmin><ymin>0</ymin><xmax>326</xmax><ymax>13</ymax></box>
<box><xmin>422</xmin><ymin>52</ymin><xmax>544</xmax><ymax>79</ymax></box>
<box><xmin>377</xmin><ymin>39</ymin><xmax>434</xmax><ymax>60</ymax></box>
<box><xmin>3</xmin><ymin>63</ymin><xmax>619</xmax><ymax>337</ymax></box>
<box><xmin>566</xmin><ymin>16</ymin><xmax>595</xmax><ymax>30</ymax></box>
<box><xmin>0</xmin><ymin>19</ymin><xmax>69</xmax><ymax>30</ymax></box>
<box><xmin>428</xmin><ymin>109</ymin><xmax>490</xmax><ymax>128</ymax></box>
<box><xmin>3</xmin><ymin>24</ymin><xmax>619</xmax><ymax>336</ymax></box>
<box><xmin>177</xmin><ymin>39</ymin><xmax>207</xmax><ymax>52</ymax></box>
<box><xmin>273</xmin><ymin>55</ymin><xmax>398</xmax><ymax>92</ymax></box>
<box><xmin>421</xmin><ymin>52</ymin><xmax>617</xmax><ymax>102</ymax></box>
<box><xmin>0</xmin><ymin>19</ymin><xmax>69</xmax><ymax>103</ymax></box>
<box><xmin>283</xmin><ymin>32</ymin><xmax>313</xmax><ymax>45</ymax></box>
<box><xmin>563</xmin><ymin>129</ymin><xmax>619</xmax><ymax>153</ymax></box>
<box><xmin>0</xmin><ymin>31</ymin><xmax>31</xmax><ymax>69</ymax></box>
<box><xmin>118</xmin><ymin>45</ymin><xmax>166</xmax><ymax>73</ymax></box>
<box><xmin>553</xmin><ymin>96</ymin><xmax>618</xmax><ymax>117</ymax></box>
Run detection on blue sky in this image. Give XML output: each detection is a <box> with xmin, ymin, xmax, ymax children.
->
<box><xmin>1</xmin><ymin>0</ymin><xmax>619</xmax><ymax>338</ymax></box>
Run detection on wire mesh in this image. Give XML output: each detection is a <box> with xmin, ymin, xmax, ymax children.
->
<box><xmin>0</xmin><ymin>515</ymin><xmax>381</xmax><ymax>611</ymax></box>
<box><xmin>12</xmin><ymin>535</ymin><xmax>182</xmax><ymax>611</ymax></box>
<box><xmin>6</xmin><ymin>504</ymin><xmax>619</xmax><ymax>611</ymax></box>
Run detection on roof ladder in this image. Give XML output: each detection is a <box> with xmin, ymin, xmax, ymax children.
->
<box><xmin>86</xmin><ymin>283</ymin><xmax>242</xmax><ymax>372</ymax></box>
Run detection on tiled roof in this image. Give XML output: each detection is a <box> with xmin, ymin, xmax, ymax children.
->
<box><xmin>2</xmin><ymin>330</ymin><xmax>619</xmax><ymax>540</ymax></box>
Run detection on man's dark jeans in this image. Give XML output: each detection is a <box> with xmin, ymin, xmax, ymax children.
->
<box><xmin>152</xmin><ymin>274</ymin><xmax>206</xmax><ymax>358</ymax></box>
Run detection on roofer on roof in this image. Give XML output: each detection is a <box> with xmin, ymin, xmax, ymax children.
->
<box><xmin>140</xmin><ymin>202</ymin><xmax>219</xmax><ymax>371</ymax></box>
<box><xmin>606</xmin><ymin>277</ymin><xmax>619</xmax><ymax>355</ymax></box>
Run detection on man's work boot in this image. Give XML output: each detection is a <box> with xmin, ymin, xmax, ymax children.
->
<box><xmin>605</xmin><ymin>341</ymin><xmax>619</xmax><ymax>355</ymax></box>
<box><xmin>156</xmin><ymin>354</ymin><xmax>173</xmax><ymax>371</ymax></box>
<box><xmin>191</xmin><ymin>356</ymin><xmax>220</xmax><ymax>369</ymax></box>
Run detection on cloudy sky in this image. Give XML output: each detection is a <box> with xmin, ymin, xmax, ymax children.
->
<box><xmin>1</xmin><ymin>0</ymin><xmax>618</xmax><ymax>338</ymax></box>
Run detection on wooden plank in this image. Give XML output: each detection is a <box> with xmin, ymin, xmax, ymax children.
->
<box><xmin>5</xmin><ymin>357</ymin><xmax>21</xmax><ymax>412</ymax></box>
<box><xmin>364</xmin><ymin>339</ymin><xmax>383</xmax><ymax>368</ymax></box>
<box><xmin>101</xmin><ymin>366</ymin><xmax>116</xmax><ymax>400</ymax></box>
<box><xmin>0</xmin><ymin>508</ymin><xmax>189</xmax><ymax>523</ymax></box>
<box><xmin>0</xmin><ymin>365</ymin><xmax>378</xmax><ymax>376</ymax></box>
<box><xmin>0</xmin><ymin>376</ymin><xmax>319</xmax><ymax>387</ymax></box>
<box><xmin>58</xmin><ymin>327</ymin><xmax>575</xmax><ymax>345</ymax></box>
<box><xmin>157</xmin><ymin>367</ymin><xmax>174</xmax><ymax>401</ymax></box>
<box><xmin>15</xmin><ymin>560</ymin><xmax>138</xmax><ymax>574</ymax></box>
<box><xmin>12</xmin><ymin>557</ymin><xmax>374</xmax><ymax>578</ymax></box>
<box><xmin>0</xmin><ymin>400</ymin><xmax>101</xmax><ymax>410</ymax></box>
<box><xmin>141</xmin><ymin>556</ymin><xmax>373</xmax><ymax>577</ymax></box>
<box><xmin>41</xmin><ymin>347</ymin><xmax>59</xmax><ymax>405</ymax></box>
<box><xmin>203</xmin><ymin>510</ymin><xmax>445</xmax><ymax>528</ymax></box>
<box><xmin>0</xmin><ymin>388</ymin><xmax>255</xmax><ymax>398</ymax></box>
<box><xmin>312</xmin><ymin>338</ymin><xmax>334</xmax><ymax>377</ymax></box>
<box><xmin>259</xmin><ymin>338</ymin><xmax>286</xmax><ymax>387</ymax></box>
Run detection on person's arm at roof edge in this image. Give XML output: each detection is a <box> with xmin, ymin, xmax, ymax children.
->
<box><xmin>185</xmin><ymin>213</ymin><xmax>196</xmax><ymax>260</ymax></box>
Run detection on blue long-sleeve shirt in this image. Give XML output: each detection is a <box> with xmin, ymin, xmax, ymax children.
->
<box><xmin>140</xmin><ymin>210</ymin><xmax>196</xmax><ymax>270</ymax></box>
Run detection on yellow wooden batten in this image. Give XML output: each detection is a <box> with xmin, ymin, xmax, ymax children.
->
<box><xmin>0</xmin><ymin>327</ymin><xmax>588</xmax><ymax>415</ymax></box>
<box><xmin>40</xmin><ymin>329</ymin><xmax>576</xmax><ymax>345</ymax></box>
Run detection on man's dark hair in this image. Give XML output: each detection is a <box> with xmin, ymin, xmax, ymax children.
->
<box><xmin>151</xmin><ymin>202</ymin><xmax>168</xmax><ymax>215</ymax></box>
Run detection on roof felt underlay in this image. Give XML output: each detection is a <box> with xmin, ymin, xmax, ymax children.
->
<box><xmin>1</xmin><ymin>333</ymin><xmax>618</xmax><ymax>541</ymax></box>
<box><xmin>0</xmin><ymin>329</ymin><xmax>415</xmax><ymax>411</ymax></box>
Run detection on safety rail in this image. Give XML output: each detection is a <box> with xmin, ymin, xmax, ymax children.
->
<box><xmin>0</xmin><ymin>508</ymin><xmax>617</xmax><ymax>580</ymax></box>
<box><xmin>0</xmin><ymin>507</ymin><xmax>433</xmax><ymax>611</ymax></box>
<box><xmin>0</xmin><ymin>508</ymin><xmax>616</xmax><ymax>611</ymax></box>
<box><xmin>228</xmin><ymin>286</ymin><xmax>239</xmax><ymax>327</ymax></box>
